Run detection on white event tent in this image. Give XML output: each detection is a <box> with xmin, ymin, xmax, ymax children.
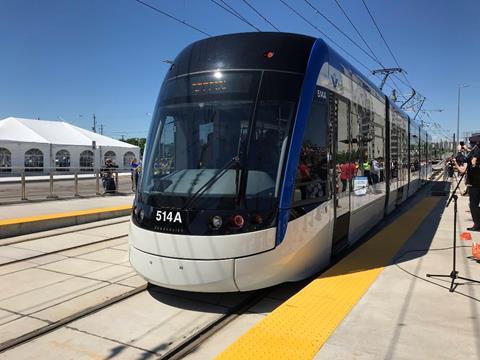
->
<box><xmin>0</xmin><ymin>117</ymin><xmax>140</xmax><ymax>173</ymax></box>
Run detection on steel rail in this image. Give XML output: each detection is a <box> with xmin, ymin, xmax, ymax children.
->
<box><xmin>0</xmin><ymin>218</ymin><xmax>130</xmax><ymax>247</ymax></box>
<box><xmin>0</xmin><ymin>233</ymin><xmax>128</xmax><ymax>267</ymax></box>
<box><xmin>0</xmin><ymin>284</ymin><xmax>148</xmax><ymax>353</ymax></box>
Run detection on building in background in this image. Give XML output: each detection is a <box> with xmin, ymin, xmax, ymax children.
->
<box><xmin>0</xmin><ymin>117</ymin><xmax>140</xmax><ymax>174</ymax></box>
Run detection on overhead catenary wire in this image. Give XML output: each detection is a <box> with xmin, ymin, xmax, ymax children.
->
<box><xmin>209</xmin><ymin>0</ymin><xmax>261</xmax><ymax>31</ymax></box>
<box><xmin>285</xmin><ymin>0</ymin><xmax>403</xmax><ymax>97</ymax></box>
<box><xmin>306</xmin><ymin>0</ymin><xmax>408</xmax><ymax>99</ymax></box>
<box><xmin>331</xmin><ymin>0</ymin><xmax>414</xmax><ymax>101</ymax></box>
<box><xmin>218</xmin><ymin>0</ymin><xmax>251</xmax><ymax>24</ymax></box>
<box><xmin>304</xmin><ymin>1</ymin><xmax>434</xmax><ymax>117</ymax></box>
<box><xmin>360</xmin><ymin>0</ymin><xmax>412</xmax><ymax>88</ymax></box>
<box><xmin>241</xmin><ymin>0</ymin><xmax>281</xmax><ymax>31</ymax></box>
<box><xmin>133</xmin><ymin>0</ymin><xmax>422</xmax><ymax>113</ymax></box>
<box><xmin>134</xmin><ymin>0</ymin><xmax>399</xmax><ymax>98</ymax></box>
<box><xmin>278</xmin><ymin>0</ymin><xmax>373</xmax><ymax>75</ymax></box>
<box><xmin>299</xmin><ymin>0</ymin><xmax>409</xmax><ymax>101</ymax></box>
<box><xmin>303</xmin><ymin>0</ymin><xmax>383</xmax><ymax>68</ymax></box>
<box><xmin>331</xmin><ymin>0</ymin><xmax>384</xmax><ymax>67</ymax></box>
<box><xmin>328</xmin><ymin>0</ymin><xmax>417</xmax><ymax>98</ymax></box>
<box><xmin>133</xmin><ymin>0</ymin><xmax>211</xmax><ymax>37</ymax></box>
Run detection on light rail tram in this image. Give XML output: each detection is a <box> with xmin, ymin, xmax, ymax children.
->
<box><xmin>129</xmin><ymin>32</ymin><xmax>432</xmax><ymax>292</ymax></box>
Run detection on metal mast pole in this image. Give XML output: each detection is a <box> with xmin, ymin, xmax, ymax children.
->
<box><xmin>457</xmin><ymin>85</ymin><xmax>460</xmax><ymax>145</ymax></box>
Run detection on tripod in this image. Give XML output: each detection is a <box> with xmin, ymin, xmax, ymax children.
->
<box><xmin>426</xmin><ymin>171</ymin><xmax>480</xmax><ymax>292</ymax></box>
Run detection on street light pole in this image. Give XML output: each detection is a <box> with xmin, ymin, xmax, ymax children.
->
<box><xmin>457</xmin><ymin>83</ymin><xmax>469</xmax><ymax>144</ymax></box>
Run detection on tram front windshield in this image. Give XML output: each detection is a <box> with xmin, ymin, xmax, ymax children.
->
<box><xmin>140</xmin><ymin>70</ymin><xmax>302</xmax><ymax>211</ymax></box>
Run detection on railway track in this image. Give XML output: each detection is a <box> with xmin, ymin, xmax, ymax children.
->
<box><xmin>0</xmin><ymin>282</ymin><xmax>271</xmax><ymax>357</ymax></box>
<box><xmin>0</xmin><ymin>234</ymin><xmax>129</xmax><ymax>267</ymax></box>
<box><xmin>0</xmin><ymin>178</ymin><xmax>448</xmax><ymax>358</ymax></box>
<box><xmin>0</xmin><ymin>284</ymin><xmax>274</xmax><ymax>358</ymax></box>
<box><xmin>160</xmin><ymin>288</ymin><xmax>269</xmax><ymax>360</ymax></box>
<box><xmin>0</xmin><ymin>219</ymin><xmax>130</xmax><ymax>267</ymax></box>
<box><xmin>0</xmin><ymin>216</ymin><xmax>271</xmax><ymax>357</ymax></box>
<box><xmin>0</xmin><ymin>284</ymin><xmax>147</xmax><ymax>353</ymax></box>
<box><xmin>0</xmin><ymin>217</ymin><xmax>130</xmax><ymax>247</ymax></box>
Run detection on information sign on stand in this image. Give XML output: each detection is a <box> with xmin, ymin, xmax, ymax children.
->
<box><xmin>353</xmin><ymin>176</ymin><xmax>368</xmax><ymax>196</ymax></box>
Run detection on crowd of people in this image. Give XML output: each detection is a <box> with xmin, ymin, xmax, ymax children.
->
<box><xmin>295</xmin><ymin>144</ymin><xmax>388</xmax><ymax>201</ymax></box>
<box><xmin>297</xmin><ymin>144</ymin><xmax>328</xmax><ymax>201</ymax></box>
<box><xmin>337</xmin><ymin>156</ymin><xmax>385</xmax><ymax>193</ymax></box>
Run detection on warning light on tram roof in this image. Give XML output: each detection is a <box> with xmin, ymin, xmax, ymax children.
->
<box><xmin>264</xmin><ymin>51</ymin><xmax>275</xmax><ymax>59</ymax></box>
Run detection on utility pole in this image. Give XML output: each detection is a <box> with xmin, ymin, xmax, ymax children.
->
<box><xmin>92</xmin><ymin>114</ymin><xmax>97</xmax><ymax>133</ymax></box>
<box><xmin>100</xmin><ymin>124</ymin><xmax>104</xmax><ymax>135</ymax></box>
<box><xmin>457</xmin><ymin>84</ymin><xmax>469</xmax><ymax>144</ymax></box>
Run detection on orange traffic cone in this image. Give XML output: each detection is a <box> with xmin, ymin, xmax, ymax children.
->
<box><xmin>472</xmin><ymin>241</ymin><xmax>480</xmax><ymax>260</ymax></box>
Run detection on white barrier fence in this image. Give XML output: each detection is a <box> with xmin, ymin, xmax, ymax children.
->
<box><xmin>0</xmin><ymin>167</ymin><xmax>138</xmax><ymax>202</ymax></box>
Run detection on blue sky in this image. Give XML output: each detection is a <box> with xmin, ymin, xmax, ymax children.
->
<box><xmin>1</xmin><ymin>0</ymin><xmax>478</xmax><ymax>141</ymax></box>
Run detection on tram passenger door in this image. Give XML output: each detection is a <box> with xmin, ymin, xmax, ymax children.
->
<box><xmin>332</xmin><ymin>95</ymin><xmax>351</xmax><ymax>253</ymax></box>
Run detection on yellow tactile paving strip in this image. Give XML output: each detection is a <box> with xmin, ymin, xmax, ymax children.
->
<box><xmin>0</xmin><ymin>205</ymin><xmax>132</xmax><ymax>226</ymax></box>
<box><xmin>218</xmin><ymin>197</ymin><xmax>440</xmax><ymax>360</ymax></box>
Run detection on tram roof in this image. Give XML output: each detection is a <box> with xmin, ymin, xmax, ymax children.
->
<box><xmin>166</xmin><ymin>32</ymin><xmax>316</xmax><ymax>79</ymax></box>
<box><xmin>166</xmin><ymin>32</ymin><xmax>416</xmax><ymax>127</ymax></box>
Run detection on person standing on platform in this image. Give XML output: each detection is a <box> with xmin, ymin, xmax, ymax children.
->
<box><xmin>454</xmin><ymin>144</ymin><xmax>468</xmax><ymax>195</ymax></box>
<box><xmin>101</xmin><ymin>158</ymin><xmax>118</xmax><ymax>194</ymax></box>
<box><xmin>130</xmin><ymin>158</ymin><xmax>141</xmax><ymax>191</ymax></box>
<box><xmin>371</xmin><ymin>158</ymin><xmax>380</xmax><ymax>184</ymax></box>
<box><xmin>362</xmin><ymin>157</ymin><xmax>372</xmax><ymax>185</ymax></box>
<box><xmin>465</xmin><ymin>142</ymin><xmax>480</xmax><ymax>231</ymax></box>
<box><xmin>339</xmin><ymin>162</ymin><xmax>357</xmax><ymax>192</ymax></box>
<box><xmin>339</xmin><ymin>163</ymin><xmax>349</xmax><ymax>192</ymax></box>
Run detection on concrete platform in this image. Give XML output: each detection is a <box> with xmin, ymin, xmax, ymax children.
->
<box><xmin>315</xmin><ymin>193</ymin><xmax>480</xmax><ymax>360</ymax></box>
<box><xmin>190</xmin><ymin>186</ymin><xmax>480</xmax><ymax>359</ymax></box>
<box><xmin>0</xmin><ymin>196</ymin><xmax>134</xmax><ymax>239</ymax></box>
<box><xmin>2</xmin><ymin>181</ymin><xmax>479</xmax><ymax>359</ymax></box>
<box><xmin>0</xmin><ymin>227</ymin><xmax>141</xmax><ymax>349</ymax></box>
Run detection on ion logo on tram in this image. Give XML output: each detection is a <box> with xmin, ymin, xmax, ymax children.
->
<box><xmin>128</xmin><ymin>32</ymin><xmax>432</xmax><ymax>292</ymax></box>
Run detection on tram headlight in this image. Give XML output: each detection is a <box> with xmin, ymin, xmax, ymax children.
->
<box><xmin>211</xmin><ymin>215</ymin><xmax>223</xmax><ymax>229</ymax></box>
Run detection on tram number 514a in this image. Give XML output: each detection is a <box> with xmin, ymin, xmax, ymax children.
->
<box><xmin>155</xmin><ymin>210</ymin><xmax>183</xmax><ymax>224</ymax></box>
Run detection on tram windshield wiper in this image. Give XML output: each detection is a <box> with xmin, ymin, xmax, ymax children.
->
<box><xmin>182</xmin><ymin>156</ymin><xmax>241</xmax><ymax>210</ymax></box>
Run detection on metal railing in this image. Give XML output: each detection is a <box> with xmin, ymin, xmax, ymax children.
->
<box><xmin>0</xmin><ymin>167</ymin><xmax>140</xmax><ymax>203</ymax></box>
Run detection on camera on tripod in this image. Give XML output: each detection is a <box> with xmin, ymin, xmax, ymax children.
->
<box><xmin>446</xmin><ymin>156</ymin><xmax>456</xmax><ymax>178</ymax></box>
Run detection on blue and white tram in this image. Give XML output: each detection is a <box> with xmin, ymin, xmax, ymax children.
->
<box><xmin>129</xmin><ymin>32</ymin><xmax>432</xmax><ymax>292</ymax></box>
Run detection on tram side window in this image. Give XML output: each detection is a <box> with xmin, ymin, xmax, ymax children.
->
<box><xmin>398</xmin><ymin>120</ymin><xmax>409</xmax><ymax>186</ymax></box>
<box><xmin>410</xmin><ymin>125</ymin><xmax>420</xmax><ymax>177</ymax></box>
<box><xmin>292</xmin><ymin>101</ymin><xmax>329</xmax><ymax>206</ymax></box>
<box><xmin>390</xmin><ymin>120</ymin><xmax>399</xmax><ymax>184</ymax></box>
<box><xmin>350</xmin><ymin>103</ymin><xmax>386</xmax><ymax>189</ymax></box>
